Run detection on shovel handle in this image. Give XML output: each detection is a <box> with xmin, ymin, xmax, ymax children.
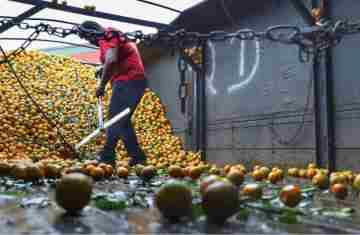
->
<box><xmin>98</xmin><ymin>97</ymin><xmax>104</xmax><ymax>130</ymax></box>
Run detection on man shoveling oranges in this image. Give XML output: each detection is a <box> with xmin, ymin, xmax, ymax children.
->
<box><xmin>79</xmin><ymin>21</ymin><xmax>147</xmax><ymax>166</ymax></box>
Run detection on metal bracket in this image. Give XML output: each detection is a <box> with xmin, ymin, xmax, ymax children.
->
<box><xmin>290</xmin><ymin>0</ymin><xmax>316</xmax><ymax>26</ymax></box>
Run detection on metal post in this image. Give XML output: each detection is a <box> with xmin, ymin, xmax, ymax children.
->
<box><xmin>313</xmin><ymin>56</ymin><xmax>322</xmax><ymax>167</ymax></box>
<box><xmin>0</xmin><ymin>5</ymin><xmax>46</xmax><ymax>34</ymax></box>
<box><xmin>324</xmin><ymin>0</ymin><xmax>336</xmax><ymax>172</ymax></box>
<box><xmin>9</xmin><ymin>0</ymin><xmax>169</xmax><ymax>29</ymax></box>
<box><xmin>291</xmin><ymin>0</ymin><xmax>324</xmax><ymax>167</ymax></box>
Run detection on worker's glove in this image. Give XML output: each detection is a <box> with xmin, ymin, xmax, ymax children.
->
<box><xmin>96</xmin><ymin>84</ymin><xmax>106</xmax><ymax>97</ymax></box>
<box><xmin>95</xmin><ymin>66</ymin><xmax>103</xmax><ymax>78</ymax></box>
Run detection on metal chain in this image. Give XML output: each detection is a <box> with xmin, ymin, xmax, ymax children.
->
<box><xmin>1</xmin><ymin>16</ymin><xmax>360</xmax><ymax>154</ymax></box>
<box><xmin>3</xmin><ymin>17</ymin><xmax>360</xmax><ymax>62</ymax></box>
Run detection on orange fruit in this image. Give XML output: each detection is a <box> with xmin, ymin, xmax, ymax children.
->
<box><xmin>226</xmin><ymin>169</ymin><xmax>244</xmax><ymax>186</ymax></box>
<box><xmin>141</xmin><ymin>165</ymin><xmax>156</xmax><ymax>180</ymax></box>
<box><xmin>98</xmin><ymin>163</ymin><xmax>107</xmax><ymax>170</ymax></box>
<box><xmin>259</xmin><ymin>166</ymin><xmax>270</xmax><ymax>177</ymax></box>
<box><xmin>116</xmin><ymin>167</ymin><xmax>129</xmax><ymax>178</ymax></box>
<box><xmin>223</xmin><ymin>165</ymin><xmax>232</xmax><ymax>174</ymax></box>
<box><xmin>268</xmin><ymin>171</ymin><xmax>281</xmax><ymax>184</ymax></box>
<box><xmin>253</xmin><ymin>165</ymin><xmax>261</xmax><ymax>171</ymax></box>
<box><xmin>104</xmin><ymin>165</ymin><xmax>114</xmax><ymax>177</ymax></box>
<box><xmin>209</xmin><ymin>167</ymin><xmax>221</xmax><ymax>175</ymax></box>
<box><xmin>306</xmin><ymin>168</ymin><xmax>317</xmax><ymax>179</ymax></box>
<box><xmin>135</xmin><ymin>164</ymin><xmax>145</xmax><ymax>177</ymax></box>
<box><xmin>331</xmin><ymin>183</ymin><xmax>348</xmax><ymax>200</ymax></box>
<box><xmin>202</xmin><ymin>180</ymin><xmax>239</xmax><ymax>224</ymax></box>
<box><xmin>307</xmin><ymin>163</ymin><xmax>316</xmax><ymax>169</ymax></box>
<box><xmin>330</xmin><ymin>173</ymin><xmax>347</xmax><ymax>185</ymax></box>
<box><xmin>298</xmin><ymin>169</ymin><xmax>307</xmax><ymax>178</ymax></box>
<box><xmin>352</xmin><ymin>174</ymin><xmax>360</xmax><ymax>191</ymax></box>
<box><xmin>89</xmin><ymin>167</ymin><xmax>105</xmax><ymax>180</ymax></box>
<box><xmin>288</xmin><ymin>168</ymin><xmax>299</xmax><ymax>177</ymax></box>
<box><xmin>168</xmin><ymin>165</ymin><xmax>185</xmax><ymax>178</ymax></box>
<box><xmin>55</xmin><ymin>173</ymin><xmax>93</xmax><ymax>214</ymax></box>
<box><xmin>312</xmin><ymin>173</ymin><xmax>329</xmax><ymax>189</ymax></box>
<box><xmin>280</xmin><ymin>185</ymin><xmax>302</xmax><ymax>208</ymax></box>
<box><xmin>155</xmin><ymin>180</ymin><xmax>192</xmax><ymax>220</ymax></box>
<box><xmin>242</xmin><ymin>183</ymin><xmax>263</xmax><ymax>200</ymax></box>
<box><xmin>45</xmin><ymin>164</ymin><xmax>62</xmax><ymax>178</ymax></box>
<box><xmin>84</xmin><ymin>164</ymin><xmax>96</xmax><ymax>175</ymax></box>
<box><xmin>26</xmin><ymin>164</ymin><xmax>44</xmax><ymax>182</ymax></box>
<box><xmin>252</xmin><ymin>170</ymin><xmax>264</xmax><ymax>181</ymax></box>
<box><xmin>189</xmin><ymin>166</ymin><xmax>202</xmax><ymax>180</ymax></box>
<box><xmin>11</xmin><ymin>164</ymin><xmax>28</xmax><ymax>180</ymax></box>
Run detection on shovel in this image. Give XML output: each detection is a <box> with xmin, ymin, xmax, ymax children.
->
<box><xmin>75</xmin><ymin>107</ymin><xmax>130</xmax><ymax>150</ymax></box>
<box><xmin>75</xmin><ymin>75</ymin><xmax>130</xmax><ymax>150</ymax></box>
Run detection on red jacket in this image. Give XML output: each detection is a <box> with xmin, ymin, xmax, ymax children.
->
<box><xmin>98</xmin><ymin>28</ymin><xmax>145</xmax><ymax>82</ymax></box>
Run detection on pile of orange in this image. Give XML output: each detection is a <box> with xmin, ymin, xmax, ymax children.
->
<box><xmin>0</xmin><ymin>50</ymin><xmax>205</xmax><ymax>170</ymax></box>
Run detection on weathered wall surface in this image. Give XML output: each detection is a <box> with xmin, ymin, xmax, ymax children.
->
<box><xmin>145</xmin><ymin>53</ymin><xmax>195</xmax><ymax>149</ymax></box>
<box><xmin>144</xmin><ymin>0</ymin><xmax>360</xmax><ymax>170</ymax></box>
<box><xmin>204</xmin><ymin>1</ymin><xmax>315</xmax><ymax>168</ymax></box>
<box><xmin>331</xmin><ymin>0</ymin><xmax>360</xmax><ymax>171</ymax></box>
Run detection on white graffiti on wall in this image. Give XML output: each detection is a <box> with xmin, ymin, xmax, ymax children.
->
<box><xmin>227</xmin><ymin>37</ymin><xmax>261</xmax><ymax>93</ymax></box>
<box><xmin>206</xmin><ymin>31</ymin><xmax>262</xmax><ymax>95</ymax></box>
<box><xmin>206</xmin><ymin>41</ymin><xmax>218</xmax><ymax>95</ymax></box>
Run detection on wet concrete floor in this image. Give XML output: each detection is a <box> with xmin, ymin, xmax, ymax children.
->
<box><xmin>0</xmin><ymin>176</ymin><xmax>360</xmax><ymax>234</ymax></box>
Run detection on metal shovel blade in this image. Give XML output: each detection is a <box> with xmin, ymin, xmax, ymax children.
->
<box><xmin>75</xmin><ymin>107</ymin><xmax>130</xmax><ymax>150</ymax></box>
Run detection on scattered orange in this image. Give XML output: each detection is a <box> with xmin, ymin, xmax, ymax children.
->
<box><xmin>280</xmin><ymin>185</ymin><xmax>302</xmax><ymax>208</ymax></box>
<box><xmin>226</xmin><ymin>169</ymin><xmax>244</xmax><ymax>186</ymax></box>
<box><xmin>116</xmin><ymin>167</ymin><xmax>129</xmax><ymax>178</ymax></box>
<box><xmin>331</xmin><ymin>183</ymin><xmax>348</xmax><ymax>200</ymax></box>
<box><xmin>168</xmin><ymin>165</ymin><xmax>185</xmax><ymax>178</ymax></box>
<box><xmin>242</xmin><ymin>183</ymin><xmax>263</xmax><ymax>200</ymax></box>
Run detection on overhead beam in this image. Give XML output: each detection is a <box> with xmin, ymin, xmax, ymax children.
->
<box><xmin>290</xmin><ymin>0</ymin><xmax>316</xmax><ymax>25</ymax></box>
<box><xmin>136</xmin><ymin>0</ymin><xmax>182</xmax><ymax>13</ymax></box>
<box><xmin>0</xmin><ymin>4</ymin><xmax>46</xmax><ymax>34</ymax></box>
<box><xmin>9</xmin><ymin>0</ymin><xmax>169</xmax><ymax>29</ymax></box>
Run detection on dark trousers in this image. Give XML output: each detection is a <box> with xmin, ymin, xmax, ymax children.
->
<box><xmin>102</xmin><ymin>79</ymin><xmax>147</xmax><ymax>160</ymax></box>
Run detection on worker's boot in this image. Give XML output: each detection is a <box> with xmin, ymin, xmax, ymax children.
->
<box><xmin>95</xmin><ymin>150</ymin><xmax>116</xmax><ymax>167</ymax></box>
<box><xmin>128</xmin><ymin>153</ymin><xmax>146</xmax><ymax>167</ymax></box>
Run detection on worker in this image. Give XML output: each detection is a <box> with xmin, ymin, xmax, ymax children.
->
<box><xmin>78</xmin><ymin>21</ymin><xmax>147</xmax><ymax>166</ymax></box>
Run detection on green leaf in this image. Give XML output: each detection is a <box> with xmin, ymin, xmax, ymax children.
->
<box><xmin>192</xmin><ymin>203</ymin><xmax>204</xmax><ymax>219</ymax></box>
<box><xmin>0</xmin><ymin>190</ymin><xmax>27</xmax><ymax>197</ymax></box>
<box><xmin>340</xmin><ymin>207</ymin><xmax>355</xmax><ymax>214</ymax></box>
<box><xmin>92</xmin><ymin>192</ymin><xmax>128</xmax><ymax>211</ymax></box>
<box><xmin>156</xmin><ymin>169</ymin><xmax>167</xmax><ymax>176</ymax></box>
<box><xmin>236</xmin><ymin>207</ymin><xmax>250</xmax><ymax>221</ymax></box>
<box><xmin>279</xmin><ymin>211</ymin><xmax>298</xmax><ymax>224</ymax></box>
<box><xmin>94</xmin><ymin>198</ymin><xmax>127</xmax><ymax>210</ymax></box>
<box><xmin>301</xmin><ymin>186</ymin><xmax>317</xmax><ymax>193</ymax></box>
